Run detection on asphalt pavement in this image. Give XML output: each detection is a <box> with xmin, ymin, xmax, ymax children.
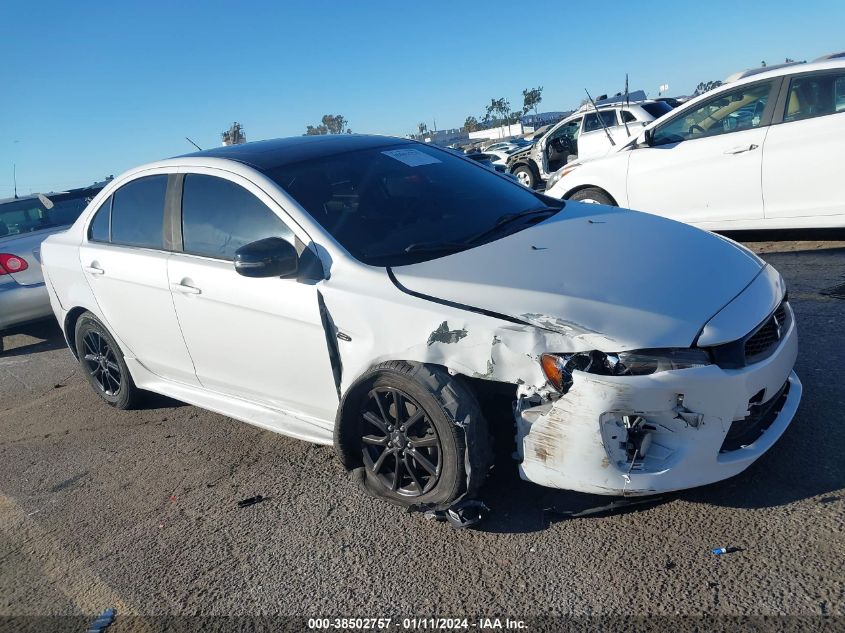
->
<box><xmin>0</xmin><ymin>240</ymin><xmax>843</xmax><ymax>628</ymax></box>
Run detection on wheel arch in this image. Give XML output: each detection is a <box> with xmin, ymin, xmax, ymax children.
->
<box><xmin>63</xmin><ymin>306</ymin><xmax>91</xmax><ymax>358</ymax></box>
<box><xmin>333</xmin><ymin>359</ymin><xmax>496</xmax><ymax>509</ymax></box>
<box><xmin>510</xmin><ymin>159</ymin><xmax>540</xmax><ymax>178</ymax></box>
<box><xmin>563</xmin><ymin>184</ymin><xmax>619</xmax><ymax>206</ymax></box>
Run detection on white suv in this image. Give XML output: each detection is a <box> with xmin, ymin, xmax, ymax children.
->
<box><xmin>546</xmin><ymin>58</ymin><xmax>845</xmax><ymax>230</ymax></box>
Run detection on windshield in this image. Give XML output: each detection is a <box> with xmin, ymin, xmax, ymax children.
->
<box><xmin>0</xmin><ymin>189</ymin><xmax>100</xmax><ymax>237</ymax></box>
<box><xmin>641</xmin><ymin>101</ymin><xmax>674</xmax><ymax>119</ymax></box>
<box><xmin>263</xmin><ymin>143</ymin><xmax>561</xmax><ymax>266</ymax></box>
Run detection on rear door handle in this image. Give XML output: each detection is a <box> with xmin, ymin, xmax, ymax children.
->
<box><xmin>724</xmin><ymin>144</ymin><xmax>759</xmax><ymax>154</ymax></box>
<box><xmin>171</xmin><ymin>282</ymin><xmax>201</xmax><ymax>295</ymax></box>
<box><xmin>83</xmin><ymin>265</ymin><xmax>104</xmax><ymax>275</ymax></box>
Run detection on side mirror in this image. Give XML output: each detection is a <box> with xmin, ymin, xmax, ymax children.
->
<box><xmin>637</xmin><ymin>128</ymin><xmax>653</xmax><ymax>147</ymax></box>
<box><xmin>233</xmin><ymin>237</ymin><xmax>298</xmax><ymax>279</ymax></box>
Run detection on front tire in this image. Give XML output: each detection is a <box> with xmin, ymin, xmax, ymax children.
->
<box><xmin>512</xmin><ymin>165</ymin><xmax>536</xmax><ymax>189</ymax></box>
<box><xmin>569</xmin><ymin>187</ymin><xmax>615</xmax><ymax>205</ymax></box>
<box><xmin>338</xmin><ymin>362</ymin><xmax>489</xmax><ymax>508</ymax></box>
<box><xmin>74</xmin><ymin>312</ymin><xmax>142</xmax><ymax>409</ymax></box>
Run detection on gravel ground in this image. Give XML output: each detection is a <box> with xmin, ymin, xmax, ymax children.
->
<box><xmin>0</xmin><ymin>239</ymin><xmax>843</xmax><ymax>628</ymax></box>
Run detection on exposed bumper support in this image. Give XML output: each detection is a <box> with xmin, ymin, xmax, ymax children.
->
<box><xmin>515</xmin><ymin>319</ymin><xmax>800</xmax><ymax>496</ymax></box>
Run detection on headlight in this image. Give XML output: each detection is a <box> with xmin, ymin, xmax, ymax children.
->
<box><xmin>540</xmin><ymin>348</ymin><xmax>711</xmax><ymax>392</ymax></box>
<box><xmin>545</xmin><ymin>163</ymin><xmax>580</xmax><ymax>192</ymax></box>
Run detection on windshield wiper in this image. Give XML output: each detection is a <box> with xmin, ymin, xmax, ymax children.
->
<box><xmin>403</xmin><ymin>241</ymin><xmax>470</xmax><ymax>254</ymax></box>
<box><xmin>400</xmin><ymin>206</ymin><xmax>560</xmax><ymax>258</ymax></box>
<box><xmin>465</xmin><ymin>206</ymin><xmax>560</xmax><ymax>245</ymax></box>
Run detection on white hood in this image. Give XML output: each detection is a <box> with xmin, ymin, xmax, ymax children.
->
<box><xmin>391</xmin><ymin>203</ymin><xmax>766</xmax><ymax>351</ymax></box>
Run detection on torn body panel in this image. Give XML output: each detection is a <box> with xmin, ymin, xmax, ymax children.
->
<box><xmin>320</xmin><ymin>242</ymin><xmax>800</xmax><ymax>498</ymax></box>
<box><xmin>516</xmin><ymin>317</ymin><xmax>800</xmax><ymax>495</ymax></box>
<box><xmin>318</xmin><ymin>265</ymin><xmax>567</xmax><ymax>395</ymax></box>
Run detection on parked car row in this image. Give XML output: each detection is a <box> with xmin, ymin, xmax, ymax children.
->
<box><xmin>545</xmin><ymin>57</ymin><xmax>845</xmax><ymax>230</ymax></box>
<box><xmin>39</xmin><ymin>134</ymin><xmax>801</xmax><ymax>514</ymax></box>
<box><xmin>0</xmin><ymin>183</ymin><xmax>105</xmax><ymax>349</ymax></box>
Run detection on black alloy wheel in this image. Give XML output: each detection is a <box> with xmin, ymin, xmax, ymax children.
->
<box><xmin>81</xmin><ymin>330</ymin><xmax>122</xmax><ymax>396</ymax></box>
<box><xmin>74</xmin><ymin>311</ymin><xmax>142</xmax><ymax>409</ymax></box>
<box><xmin>360</xmin><ymin>387</ymin><xmax>442</xmax><ymax>497</ymax></box>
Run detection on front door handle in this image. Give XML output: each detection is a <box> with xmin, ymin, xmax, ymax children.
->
<box><xmin>83</xmin><ymin>265</ymin><xmax>104</xmax><ymax>275</ymax></box>
<box><xmin>724</xmin><ymin>143</ymin><xmax>759</xmax><ymax>154</ymax></box>
<box><xmin>171</xmin><ymin>282</ymin><xmax>201</xmax><ymax>295</ymax></box>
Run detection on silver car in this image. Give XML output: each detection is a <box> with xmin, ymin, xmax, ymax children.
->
<box><xmin>0</xmin><ymin>183</ymin><xmax>104</xmax><ymax>351</ymax></box>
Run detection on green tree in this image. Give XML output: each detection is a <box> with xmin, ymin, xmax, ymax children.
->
<box><xmin>322</xmin><ymin>114</ymin><xmax>351</xmax><ymax>134</ymax></box>
<box><xmin>485</xmin><ymin>98</ymin><xmax>511</xmax><ymax>126</ymax></box>
<box><xmin>304</xmin><ymin>114</ymin><xmax>351</xmax><ymax>135</ymax></box>
<box><xmin>463</xmin><ymin>116</ymin><xmax>479</xmax><ymax>132</ymax></box>
<box><xmin>522</xmin><ymin>86</ymin><xmax>543</xmax><ymax>116</ymax></box>
<box><xmin>693</xmin><ymin>80</ymin><xmax>723</xmax><ymax>96</ymax></box>
<box><xmin>305</xmin><ymin>124</ymin><xmax>328</xmax><ymax>135</ymax></box>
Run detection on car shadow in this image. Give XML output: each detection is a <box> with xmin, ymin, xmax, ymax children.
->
<box><xmin>474</xmin><ymin>461</ymin><xmax>673</xmax><ymax>534</ymax></box>
<box><xmin>135</xmin><ymin>392</ymin><xmax>189</xmax><ymax>410</ymax></box>
<box><xmin>716</xmin><ymin>229</ymin><xmax>845</xmax><ymax>242</ymax></box>
<box><xmin>0</xmin><ymin>319</ymin><xmax>67</xmax><ymax>357</ymax></box>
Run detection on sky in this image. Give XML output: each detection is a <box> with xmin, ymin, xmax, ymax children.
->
<box><xmin>1</xmin><ymin>0</ymin><xmax>844</xmax><ymax>196</ymax></box>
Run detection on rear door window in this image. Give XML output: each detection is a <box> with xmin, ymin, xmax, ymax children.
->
<box><xmin>88</xmin><ymin>196</ymin><xmax>111</xmax><ymax>242</ymax></box>
<box><xmin>783</xmin><ymin>71</ymin><xmax>845</xmax><ymax>122</ymax></box>
<box><xmin>181</xmin><ymin>174</ymin><xmax>293</xmax><ymax>260</ymax></box>
<box><xmin>583</xmin><ymin>110</ymin><xmax>618</xmax><ymax>132</ymax></box>
<box><xmin>110</xmin><ymin>176</ymin><xmax>168</xmax><ymax>249</ymax></box>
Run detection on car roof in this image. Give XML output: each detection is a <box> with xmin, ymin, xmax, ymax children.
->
<box><xmin>0</xmin><ymin>181</ymin><xmax>107</xmax><ymax>207</ymax></box>
<box><xmin>723</xmin><ymin>58</ymin><xmax>845</xmax><ymax>84</ymax></box>
<box><xmin>177</xmin><ymin>134</ymin><xmax>411</xmax><ymax>171</ymax></box>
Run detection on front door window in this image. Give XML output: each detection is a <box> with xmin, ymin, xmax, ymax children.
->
<box><xmin>652</xmin><ymin>81</ymin><xmax>774</xmax><ymax>145</ymax></box>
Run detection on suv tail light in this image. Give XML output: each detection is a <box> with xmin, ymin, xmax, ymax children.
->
<box><xmin>0</xmin><ymin>253</ymin><xmax>29</xmax><ymax>276</ymax></box>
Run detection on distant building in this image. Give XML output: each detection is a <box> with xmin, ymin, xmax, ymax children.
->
<box><xmin>222</xmin><ymin>122</ymin><xmax>246</xmax><ymax>146</ymax></box>
<box><xmin>520</xmin><ymin>111</ymin><xmax>571</xmax><ymax>128</ymax></box>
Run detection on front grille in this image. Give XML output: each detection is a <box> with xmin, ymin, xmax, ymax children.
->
<box><xmin>744</xmin><ymin>302</ymin><xmax>787</xmax><ymax>360</ymax></box>
<box><xmin>709</xmin><ymin>300</ymin><xmax>790</xmax><ymax>369</ymax></box>
<box><xmin>720</xmin><ymin>380</ymin><xmax>790</xmax><ymax>452</ymax></box>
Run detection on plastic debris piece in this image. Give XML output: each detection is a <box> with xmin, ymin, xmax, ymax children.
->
<box><xmin>86</xmin><ymin>607</ymin><xmax>116</xmax><ymax>633</ymax></box>
<box><xmin>711</xmin><ymin>546</ymin><xmax>742</xmax><ymax>555</ymax></box>
<box><xmin>237</xmin><ymin>495</ymin><xmax>265</xmax><ymax>508</ymax></box>
<box><xmin>421</xmin><ymin>499</ymin><xmax>489</xmax><ymax>529</ymax></box>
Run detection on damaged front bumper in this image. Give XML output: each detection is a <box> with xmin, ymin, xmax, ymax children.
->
<box><xmin>514</xmin><ymin>316</ymin><xmax>801</xmax><ymax>496</ymax></box>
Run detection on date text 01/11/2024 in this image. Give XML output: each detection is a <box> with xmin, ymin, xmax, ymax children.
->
<box><xmin>306</xmin><ymin>618</ymin><xmax>528</xmax><ymax>630</ymax></box>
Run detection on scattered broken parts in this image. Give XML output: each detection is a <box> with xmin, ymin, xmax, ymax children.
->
<box><xmin>237</xmin><ymin>495</ymin><xmax>265</xmax><ymax>508</ymax></box>
<box><xmin>419</xmin><ymin>499</ymin><xmax>489</xmax><ymax>529</ymax></box>
<box><xmin>86</xmin><ymin>607</ymin><xmax>116</xmax><ymax>633</ymax></box>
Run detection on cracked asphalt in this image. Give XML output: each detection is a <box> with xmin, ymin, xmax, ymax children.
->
<box><xmin>0</xmin><ymin>239</ymin><xmax>843</xmax><ymax>625</ymax></box>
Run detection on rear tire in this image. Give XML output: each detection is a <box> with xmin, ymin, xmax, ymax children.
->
<box><xmin>569</xmin><ymin>187</ymin><xmax>615</xmax><ymax>205</ymax></box>
<box><xmin>74</xmin><ymin>312</ymin><xmax>142</xmax><ymax>410</ymax></box>
<box><xmin>512</xmin><ymin>165</ymin><xmax>536</xmax><ymax>189</ymax></box>
<box><xmin>337</xmin><ymin>361</ymin><xmax>489</xmax><ymax>508</ymax></box>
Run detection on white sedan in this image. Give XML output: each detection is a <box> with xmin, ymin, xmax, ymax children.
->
<box><xmin>545</xmin><ymin>57</ymin><xmax>845</xmax><ymax>230</ymax></box>
<box><xmin>41</xmin><ymin>135</ymin><xmax>800</xmax><ymax>515</ymax></box>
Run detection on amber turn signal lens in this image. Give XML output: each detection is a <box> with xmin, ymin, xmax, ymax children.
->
<box><xmin>540</xmin><ymin>353</ymin><xmax>565</xmax><ymax>391</ymax></box>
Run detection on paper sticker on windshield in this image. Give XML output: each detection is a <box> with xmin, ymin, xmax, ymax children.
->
<box><xmin>382</xmin><ymin>148</ymin><xmax>442</xmax><ymax>167</ymax></box>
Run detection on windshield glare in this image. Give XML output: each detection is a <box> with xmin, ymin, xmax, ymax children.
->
<box><xmin>264</xmin><ymin>143</ymin><xmax>560</xmax><ymax>266</ymax></box>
